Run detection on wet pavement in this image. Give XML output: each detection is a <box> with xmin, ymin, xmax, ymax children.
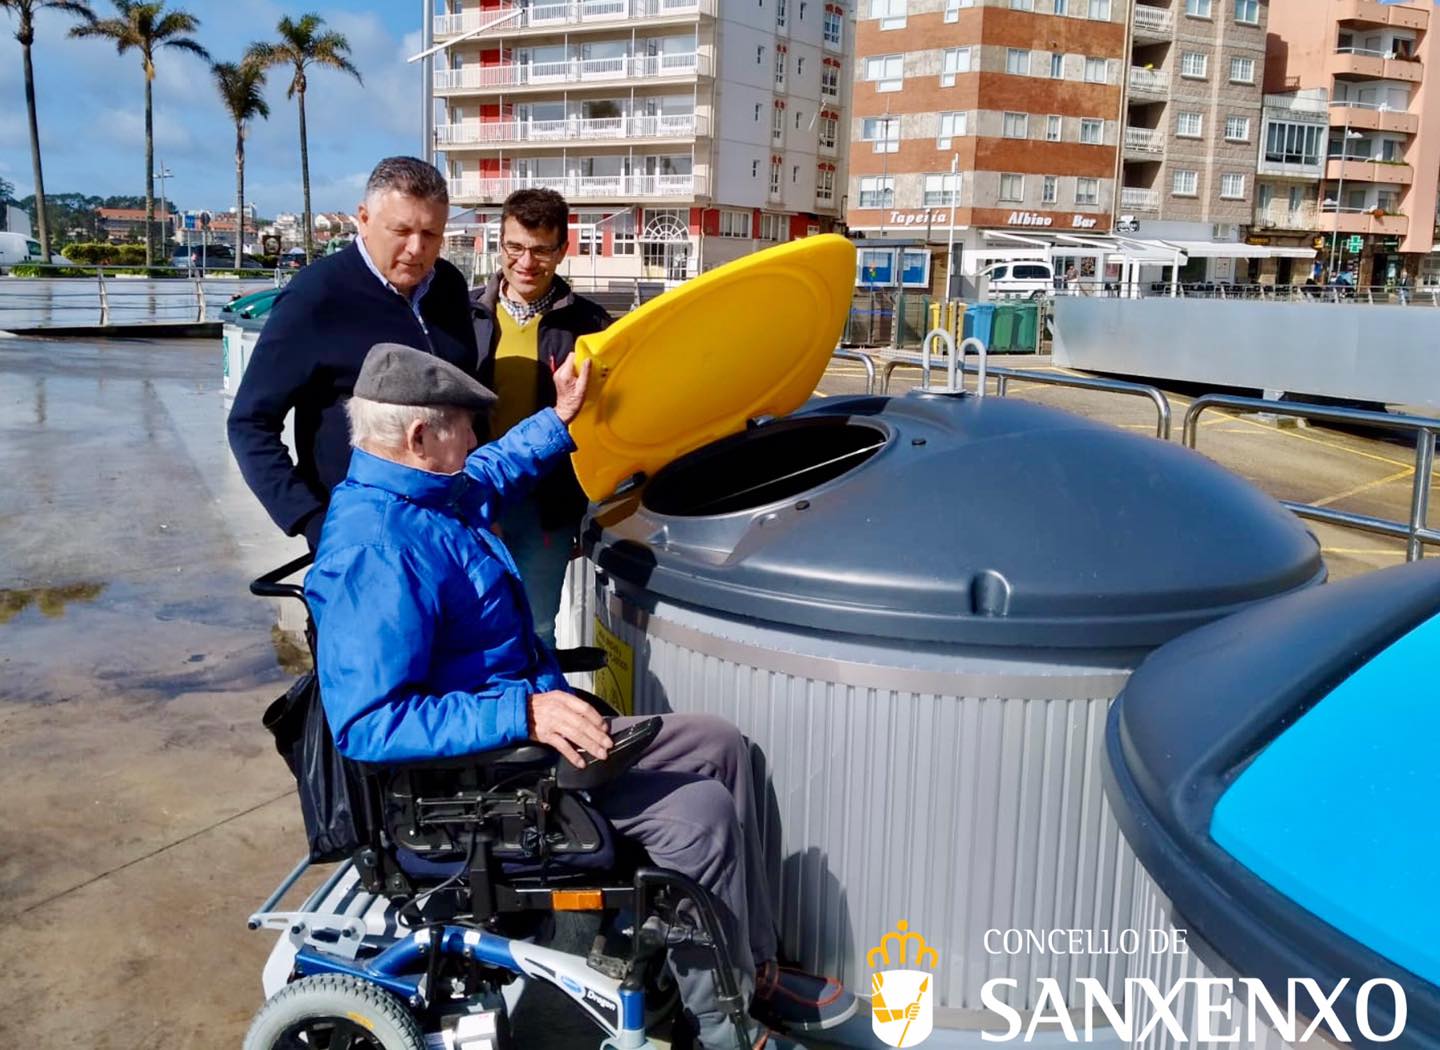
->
<box><xmin>1</xmin><ymin>332</ymin><xmax>1434</xmax><ymax>1047</ymax></box>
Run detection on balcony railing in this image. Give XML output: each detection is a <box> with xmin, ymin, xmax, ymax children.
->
<box><xmin>1325</xmin><ymin>155</ymin><xmax>1413</xmax><ymax>184</ymax></box>
<box><xmin>1132</xmin><ymin>4</ymin><xmax>1173</xmax><ymax>37</ymax></box>
<box><xmin>1124</xmin><ymin>126</ymin><xmax>1164</xmax><ymax>154</ymax></box>
<box><xmin>1128</xmin><ymin>67</ymin><xmax>1168</xmax><ymax>96</ymax></box>
<box><xmin>1255</xmin><ymin>203</ymin><xmax>1318</xmax><ymax>229</ymax></box>
<box><xmin>448</xmin><ymin>173</ymin><xmax>705</xmax><ymax>200</ymax></box>
<box><xmin>436</xmin><ymin>113</ymin><xmax>707</xmax><ymax>147</ymax></box>
<box><xmin>1120</xmin><ymin>187</ymin><xmax>1160</xmax><ymax>211</ymax></box>
<box><xmin>434</xmin><ymin>0</ymin><xmax>714</xmax><ymax>36</ymax></box>
<box><xmin>1318</xmin><ymin>204</ymin><xmax>1408</xmax><ymax>235</ymax></box>
<box><xmin>434</xmin><ymin>51</ymin><xmax>708</xmax><ymax>92</ymax></box>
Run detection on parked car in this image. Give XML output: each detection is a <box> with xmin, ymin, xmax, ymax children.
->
<box><xmin>982</xmin><ymin>260</ymin><xmax>1055</xmax><ymax>300</ymax></box>
<box><xmin>0</xmin><ymin>231</ymin><xmax>69</xmax><ymax>270</ymax></box>
<box><xmin>278</xmin><ymin>247</ymin><xmax>308</xmax><ymax>270</ymax></box>
<box><xmin>172</xmin><ymin>243</ymin><xmax>237</xmax><ymax>271</ymax></box>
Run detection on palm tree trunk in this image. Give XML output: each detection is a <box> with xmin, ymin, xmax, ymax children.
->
<box><xmin>144</xmin><ymin>72</ymin><xmax>155</xmax><ymax>269</ymax></box>
<box><xmin>298</xmin><ymin>87</ymin><xmax>313</xmax><ymax>263</ymax></box>
<box><xmin>236</xmin><ymin>126</ymin><xmax>245</xmax><ymax>263</ymax></box>
<box><xmin>21</xmin><ymin>41</ymin><xmax>50</xmax><ymax>261</ymax></box>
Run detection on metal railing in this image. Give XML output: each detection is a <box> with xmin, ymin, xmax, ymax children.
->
<box><xmin>1124</xmin><ymin>126</ymin><xmax>1164</xmax><ymax>154</ymax></box>
<box><xmin>1120</xmin><ymin>187</ymin><xmax>1160</xmax><ymax>211</ymax></box>
<box><xmin>1132</xmin><ymin>3</ymin><xmax>1173</xmax><ymax>34</ymax></box>
<box><xmin>448</xmin><ymin>173</ymin><xmax>705</xmax><ymax>201</ymax></box>
<box><xmin>1183</xmin><ymin>394</ymin><xmax>1439</xmax><ymax>560</ymax></box>
<box><xmin>435</xmin><ymin>112</ymin><xmax>707</xmax><ymax>146</ymax></box>
<box><xmin>1128</xmin><ymin>67</ymin><xmax>1168</xmax><ymax>95</ymax></box>
<box><xmin>831</xmin><ymin>348</ymin><xmax>876</xmax><ymax>395</ymax></box>
<box><xmin>433</xmin><ymin>51</ymin><xmax>709</xmax><ymax>91</ymax></box>
<box><xmin>0</xmin><ymin>266</ymin><xmax>281</xmax><ymax>329</ymax></box>
<box><xmin>435</xmin><ymin>0</ymin><xmax>713</xmax><ymax>35</ymax></box>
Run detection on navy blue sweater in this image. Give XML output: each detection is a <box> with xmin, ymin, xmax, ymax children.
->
<box><xmin>227</xmin><ymin>244</ymin><xmax>478</xmax><ymax>539</ymax></box>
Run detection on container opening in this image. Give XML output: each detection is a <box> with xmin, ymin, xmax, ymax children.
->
<box><xmin>643</xmin><ymin>419</ymin><xmax>886</xmax><ymax>517</ymax></box>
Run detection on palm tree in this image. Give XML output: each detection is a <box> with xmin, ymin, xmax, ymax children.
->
<box><xmin>247</xmin><ymin>14</ymin><xmax>361</xmax><ymax>264</ymax></box>
<box><xmin>212</xmin><ymin>61</ymin><xmax>268</xmax><ymax>264</ymax></box>
<box><xmin>2</xmin><ymin>0</ymin><xmax>96</xmax><ymax>261</ymax></box>
<box><xmin>70</xmin><ymin>0</ymin><xmax>208</xmax><ymax>268</ymax></box>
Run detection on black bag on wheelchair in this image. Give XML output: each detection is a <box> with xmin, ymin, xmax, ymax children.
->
<box><xmin>263</xmin><ymin>670</ymin><xmax>369</xmax><ymax>863</ymax></box>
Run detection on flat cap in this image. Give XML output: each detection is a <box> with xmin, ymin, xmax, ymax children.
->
<box><xmin>355</xmin><ymin>342</ymin><xmax>496</xmax><ymax>411</ymax></box>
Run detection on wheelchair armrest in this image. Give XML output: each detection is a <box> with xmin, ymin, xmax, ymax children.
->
<box><xmin>553</xmin><ymin>645</ymin><xmax>608</xmax><ymax>674</ymax></box>
<box><xmin>356</xmin><ymin>742</ymin><xmax>559</xmax><ymax>777</ymax></box>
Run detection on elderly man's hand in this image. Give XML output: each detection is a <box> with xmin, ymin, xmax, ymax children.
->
<box><xmin>553</xmin><ymin>358</ymin><xmax>591</xmax><ymax>425</ymax></box>
<box><xmin>529</xmin><ymin>689</ymin><xmax>612</xmax><ymax>768</ymax></box>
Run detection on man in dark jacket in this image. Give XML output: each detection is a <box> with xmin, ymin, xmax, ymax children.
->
<box><xmin>228</xmin><ymin>156</ymin><xmax>477</xmax><ymax>548</ymax></box>
<box><xmin>472</xmin><ymin>188</ymin><xmax>611</xmax><ymax>646</ymax></box>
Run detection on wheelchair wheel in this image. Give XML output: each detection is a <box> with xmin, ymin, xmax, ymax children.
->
<box><xmin>243</xmin><ymin>973</ymin><xmax>426</xmax><ymax>1050</ymax></box>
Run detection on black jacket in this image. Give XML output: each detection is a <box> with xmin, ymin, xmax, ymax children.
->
<box><xmin>471</xmin><ymin>273</ymin><xmax>611</xmax><ymax>530</ymax></box>
<box><xmin>227</xmin><ymin>244</ymin><xmax>477</xmax><ymax>540</ymax></box>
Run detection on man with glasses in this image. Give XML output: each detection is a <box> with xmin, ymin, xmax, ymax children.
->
<box><xmin>470</xmin><ymin>188</ymin><xmax>612</xmax><ymax>648</ymax></box>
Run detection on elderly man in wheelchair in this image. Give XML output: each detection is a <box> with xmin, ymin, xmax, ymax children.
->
<box><xmin>243</xmin><ymin>344</ymin><xmax>857</xmax><ymax>1050</ymax></box>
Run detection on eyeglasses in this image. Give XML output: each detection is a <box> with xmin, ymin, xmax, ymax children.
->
<box><xmin>501</xmin><ymin>240</ymin><xmax>564</xmax><ymax>262</ymax></box>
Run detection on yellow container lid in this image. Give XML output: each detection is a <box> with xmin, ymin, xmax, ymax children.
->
<box><xmin>568</xmin><ymin>233</ymin><xmax>857</xmax><ymax>501</ymax></box>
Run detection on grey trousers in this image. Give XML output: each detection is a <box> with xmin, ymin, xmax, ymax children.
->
<box><xmin>595</xmin><ymin>714</ymin><xmax>778</xmax><ymax>1049</ymax></box>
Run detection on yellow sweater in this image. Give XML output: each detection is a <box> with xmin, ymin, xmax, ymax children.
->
<box><xmin>491</xmin><ymin>306</ymin><xmax>544</xmax><ymax>440</ymax></box>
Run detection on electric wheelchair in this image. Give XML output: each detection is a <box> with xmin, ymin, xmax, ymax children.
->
<box><xmin>243</xmin><ymin>554</ymin><xmax>756</xmax><ymax>1050</ymax></box>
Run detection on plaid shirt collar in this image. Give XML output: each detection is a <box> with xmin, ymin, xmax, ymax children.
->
<box><xmin>498</xmin><ymin>280</ymin><xmax>562</xmax><ymax>324</ymax></box>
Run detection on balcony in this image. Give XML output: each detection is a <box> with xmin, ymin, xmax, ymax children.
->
<box><xmin>1329</xmin><ymin>99</ymin><xmax>1419</xmax><ymax>135</ymax></box>
<box><xmin>434</xmin><ymin>52</ymin><xmax>710</xmax><ymax>94</ymax></box>
<box><xmin>1336</xmin><ymin>0</ymin><xmax>1427</xmax><ymax>31</ymax></box>
<box><xmin>437</xmin><ymin>113</ymin><xmax>707</xmax><ymax>149</ymax></box>
<box><xmin>1254</xmin><ymin>202</ymin><xmax>1318</xmax><ymax>230</ymax></box>
<box><xmin>1120</xmin><ymin>187</ymin><xmax>1160</xmax><ymax>213</ymax></box>
<box><xmin>448</xmin><ymin>172</ymin><xmax>707</xmax><ymax>203</ymax></box>
<box><xmin>1328</xmin><ymin>48</ymin><xmax>1423</xmax><ymax>83</ymax></box>
<box><xmin>1124</xmin><ymin>126</ymin><xmax>1164</xmax><ymax>157</ymax></box>
<box><xmin>434</xmin><ymin>0</ymin><xmax>715</xmax><ymax>37</ymax></box>
<box><xmin>819</xmin><ymin>138</ymin><xmax>838</xmax><ymax>158</ymax></box>
<box><xmin>1325</xmin><ymin>156</ymin><xmax>1413</xmax><ymax>185</ymax></box>
<box><xmin>1319</xmin><ymin>204</ymin><xmax>1407</xmax><ymax>236</ymax></box>
<box><xmin>1128</xmin><ymin>67</ymin><xmax>1169</xmax><ymax>99</ymax></box>
<box><xmin>1132</xmin><ymin>4</ymin><xmax>1174</xmax><ymax>41</ymax></box>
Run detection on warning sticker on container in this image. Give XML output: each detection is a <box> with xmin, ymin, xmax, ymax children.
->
<box><xmin>592</xmin><ymin>617</ymin><xmax>634</xmax><ymax>716</ymax></box>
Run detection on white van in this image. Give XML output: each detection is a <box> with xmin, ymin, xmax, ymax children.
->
<box><xmin>981</xmin><ymin>260</ymin><xmax>1055</xmax><ymax>299</ymax></box>
<box><xmin>0</xmin><ymin>231</ymin><xmax>66</xmax><ymax>271</ymax></box>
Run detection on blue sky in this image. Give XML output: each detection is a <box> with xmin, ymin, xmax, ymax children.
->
<box><xmin>0</xmin><ymin>1</ymin><xmax>425</xmax><ymax>218</ymax></box>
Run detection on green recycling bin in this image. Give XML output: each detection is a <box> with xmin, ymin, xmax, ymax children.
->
<box><xmin>1013</xmin><ymin>302</ymin><xmax>1039</xmax><ymax>354</ymax></box>
<box><xmin>991</xmin><ymin>302</ymin><xmax>1017</xmax><ymax>352</ymax></box>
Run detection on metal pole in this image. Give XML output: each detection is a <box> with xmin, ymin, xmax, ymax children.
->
<box><xmin>422</xmin><ymin>0</ymin><xmax>436</xmax><ymax>165</ymax></box>
<box><xmin>1409</xmin><ymin>429</ymin><xmax>1435</xmax><ymax>561</ymax></box>
<box><xmin>945</xmin><ymin>152</ymin><xmax>959</xmax><ymax>300</ymax></box>
<box><xmin>1329</xmin><ymin>113</ymin><xmax>1349</xmax><ymax>281</ymax></box>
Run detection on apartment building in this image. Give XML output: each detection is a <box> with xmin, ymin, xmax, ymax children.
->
<box><xmin>1249</xmin><ymin>87</ymin><xmax>1327</xmax><ymax>284</ymax></box>
<box><xmin>1266</xmin><ymin>0</ymin><xmax>1439</xmax><ymax>289</ymax></box>
<box><xmin>1119</xmin><ymin>0</ymin><xmax>1268</xmax><ymax>277</ymax></box>
<box><xmin>429</xmin><ymin>0</ymin><xmax>852</xmax><ymax>284</ymax></box>
<box><xmin>846</xmin><ymin>0</ymin><xmax>1127</xmax><ymax>293</ymax></box>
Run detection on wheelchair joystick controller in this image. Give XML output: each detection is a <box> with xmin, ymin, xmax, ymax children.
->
<box><xmin>556</xmin><ymin>716</ymin><xmax>662</xmax><ymax>791</ymax></box>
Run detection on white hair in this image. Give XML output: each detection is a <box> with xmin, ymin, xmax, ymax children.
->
<box><xmin>346</xmin><ymin>396</ymin><xmax>463</xmax><ymax>451</ymax></box>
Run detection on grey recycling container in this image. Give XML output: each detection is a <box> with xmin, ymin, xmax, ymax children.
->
<box><xmin>581</xmin><ymin>389</ymin><xmax>1324</xmax><ymax>1035</ymax></box>
<box><xmin>1107</xmin><ymin>560</ymin><xmax>1440</xmax><ymax>1050</ymax></box>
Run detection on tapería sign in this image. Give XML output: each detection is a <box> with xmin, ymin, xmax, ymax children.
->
<box><xmin>889</xmin><ymin>210</ymin><xmax>951</xmax><ymax>226</ymax></box>
<box><xmin>1005</xmin><ymin>212</ymin><xmax>1100</xmax><ymax>229</ymax></box>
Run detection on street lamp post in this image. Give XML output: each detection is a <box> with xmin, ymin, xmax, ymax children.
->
<box><xmin>154</xmin><ymin>161</ymin><xmax>173</xmax><ymax>255</ymax></box>
<box><xmin>1326</xmin><ymin>123</ymin><xmax>1364</xmax><ymax>281</ymax></box>
<box><xmin>945</xmin><ymin>152</ymin><xmax>960</xmax><ymax>300</ymax></box>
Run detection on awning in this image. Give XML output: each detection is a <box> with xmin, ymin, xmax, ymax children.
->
<box><xmin>1149</xmin><ymin>239</ymin><xmax>1316</xmax><ymax>260</ymax></box>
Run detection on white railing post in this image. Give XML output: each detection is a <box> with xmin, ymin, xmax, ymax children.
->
<box><xmin>97</xmin><ymin>269</ymin><xmax>110</xmax><ymax>326</ymax></box>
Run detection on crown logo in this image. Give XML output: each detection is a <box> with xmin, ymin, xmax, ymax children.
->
<box><xmin>866</xmin><ymin>920</ymin><xmax>938</xmax><ymax>971</ymax></box>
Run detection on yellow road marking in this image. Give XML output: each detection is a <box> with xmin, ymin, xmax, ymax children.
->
<box><xmin>1314</xmin><ymin>467</ymin><xmax>1415</xmax><ymax>508</ymax></box>
<box><xmin>1321</xmin><ymin>547</ymin><xmax>1407</xmax><ymax>557</ymax></box>
<box><xmin>1207</xmin><ymin>410</ymin><xmax>1415</xmax><ymax>469</ymax></box>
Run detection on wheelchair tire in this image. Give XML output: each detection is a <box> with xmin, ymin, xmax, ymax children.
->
<box><xmin>243</xmin><ymin>974</ymin><xmax>426</xmax><ymax>1050</ymax></box>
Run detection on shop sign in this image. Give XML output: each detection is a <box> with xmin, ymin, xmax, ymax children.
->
<box><xmin>889</xmin><ymin>210</ymin><xmax>951</xmax><ymax>226</ymax></box>
<box><xmin>1005</xmin><ymin>212</ymin><xmax>1099</xmax><ymax>229</ymax></box>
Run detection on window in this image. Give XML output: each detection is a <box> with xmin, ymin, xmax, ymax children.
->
<box><xmin>773</xmin><ymin>105</ymin><xmax>787</xmax><ymax>141</ymax></box>
<box><xmin>858</xmin><ymin>248</ymin><xmax>895</xmax><ymax>285</ymax></box>
<box><xmin>816</xmin><ymin>167</ymin><xmax>836</xmax><ymax>202</ymax></box>
<box><xmin>760</xmin><ymin>212</ymin><xmax>786</xmax><ymax>241</ymax></box>
<box><xmin>941</xmin><ymin>46</ymin><xmax>972</xmax><ymax>86</ymax></box>
<box><xmin>1084</xmin><ymin>57</ymin><xmax>1108</xmax><ymax>82</ymax></box>
<box><xmin>754</xmin><ymin>103</ymin><xmax>763</xmax><ymax>122</ymax></box>
<box><xmin>1046</xmin><ymin>114</ymin><xmax>1063</xmax><ymax>141</ymax></box>
<box><xmin>1010</xmin><ymin>0</ymin><xmax>1034</xmax><ymax>8</ymax></box>
<box><xmin>1234</xmin><ymin>0</ymin><xmax>1259</xmax><ymax>24</ymax></box>
<box><xmin>944</xmin><ymin>0</ymin><xmax>973</xmax><ymax>20</ymax></box>
<box><xmin>821</xmin><ymin>64</ymin><xmax>840</xmax><ymax>98</ymax></box>
<box><xmin>757</xmin><ymin>45</ymin><xmax>766</xmax><ymax>64</ymax></box>
<box><xmin>611</xmin><ymin>210</ymin><xmax>635</xmax><ymax>255</ymax></box>
<box><xmin>862</xmin><ymin>116</ymin><xmax>899</xmax><ymax>152</ymax></box>
<box><xmin>870</xmin><ymin>0</ymin><xmax>906</xmax><ymax>28</ymax></box>
<box><xmin>1003</xmin><ymin>112</ymin><xmax>1029</xmax><ymax>138</ymax></box>
<box><xmin>1088</xmin><ymin>0</ymin><xmax>1109</xmax><ymax>18</ymax></box>
<box><xmin>777</xmin><ymin>0</ymin><xmax>787</xmax><ymax>25</ymax></box>
<box><xmin>937</xmin><ymin>110</ymin><xmax>967</xmax><ymax>146</ymax></box>
<box><xmin>1185</xmin><ymin>0</ymin><xmax>1211</xmax><ymax>17</ymax></box>
<box><xmin>797</xmin><ymin>57</ymin><xmax>805</xmax><ymax>75</ymax></box>
<box><xmin>865</xmin><ymin>54</ymin><xmax>904</xmax><ymax>91</ymax></box>
<box><xmin>1080</xmin><ymin>118</ymin><xmax>1103</xmax><ymax>144</ymax></box>
<box><xmin>819</xmin><ymin>114</ymin><xmax>839</xmax><ymax>148</ymax></box>
<box><xmin>1177</xmin><ymin>111</ymin><xmax>1203</xmax><ymax>137</ymax></box>
<box><xmin>858</xmin><ymin>175</ymin><xmax>895</xmax><ymax>207</ymax></box>
<box><xmin>923</xmin><ymin>172</ymin><xmax>962</xmax><ymax>206</ymax></box>
<box><xmin>1181</xmin><ymin>51</ymin><xmax>1208</xmax><ymax>78</ymax></box>
<box><xmin>1220</xmin><ymin>173</ymin><xmax>1246</xmax><ymax>199</ymax></box>
<box><xmin>1007</xmin><ymin>48</ymin><xmax>1030</xmax><ymax>75</ymax></box>
<box><xmin>1224</xmin><ymin>115</ymin><xmax>1251</xmax><ymax>141</ymax></box>
<box><xmin>775</xmin><ymin>50</ymin><xmax>787</xmax><ymax>86</ymax></box>
<box><xmin>1000</xmin><ymin>173</ymin><xmax>1025</xmax><ymax>201</ymax></box>
<box><xmin>718</xmin><ymin>209</ymin><xmax>750</xmax><ymax>238</ymax></box>
<box><xmin>1075</xmin><ymin>178</ymin><xmax>1099</xmax><ymax>205</ymax></box>
<box><xmin>1054</xmin><ymin>0</ymin><xmax>1067</xmax><ymax>12</ymax></box>
<box><xmin>824</xmin><ymin>9</ymin><xmax>843</xmax><ymax>44</ymax></box>
<box><xmin>1229</xmin><ymin>56</ymin><xmax>1255</xmax><ymax>83</ymax></box>
<box><xmin>1049</xmin><ymin>52</ymin><xmax>1064</xmax><ymax>78</ymax></box>
<box><xmin>1042</xmin><ymin>175</ymin><xmax>1058</xmax><ymax>203</ymax></box>
<box><xmin>1288</xmin><ymin>185</ymin><xmax>1303</xmax><ymax>211</ymax></box>
<box><xmin>769</xmin><ymin>159</ymin><xmax>783</xmax><ymax>196</ymax></box>
<box><xmin>792</xmin><ymin>165</ymin><xmax>799</xmax><ymax>184</ymax></box>
<box><xmin>577</xmin><ymin>211</ymin><xmax>603</xmax><ymax>255</ymax></box>
<box><xmin>1172</xmin><ymin>169</ymin><xmax>1199</xmax><ymax>196</ymax></box>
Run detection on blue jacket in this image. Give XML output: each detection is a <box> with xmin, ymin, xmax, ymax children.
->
<box><xmin>305</xmin><ymin>409</ymin><xmax>573</xmax><ymax>764</ymax></box>
<box><xmin>228</xmin><ymin>244</ymin><xmax>477</xmax><ymax>541</ymax></box>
